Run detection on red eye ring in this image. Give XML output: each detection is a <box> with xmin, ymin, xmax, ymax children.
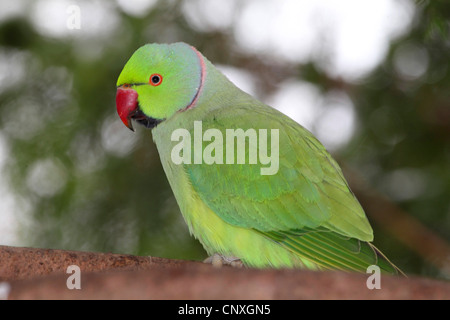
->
<box><xmin>149</xmin><ymin>74</ymin><xmax>163</xmax><ymax>86</ymax></box>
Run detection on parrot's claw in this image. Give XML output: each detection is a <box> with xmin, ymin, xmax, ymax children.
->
<box><xmin>203</xmin><ymin>253</ymin><xmax>244</xmax><ymax>268</ymax></box>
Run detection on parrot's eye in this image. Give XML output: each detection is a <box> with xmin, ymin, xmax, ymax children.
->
<box><xmin>149</xmin><ymin>74</ymin><xmax>163</xmax><ymax>86</ymax></box>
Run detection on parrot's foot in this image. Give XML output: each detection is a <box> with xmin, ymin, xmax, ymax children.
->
<box><xmin>203</xmin><ymin>253</ymin><xmax>244</xmax><ymax>268</ymax></box>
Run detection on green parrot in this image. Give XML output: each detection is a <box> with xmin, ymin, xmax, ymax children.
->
<box><xmin>116</xmin><ymin>42</ymin><xmax>402</xmax><ymax>274</ymax></box>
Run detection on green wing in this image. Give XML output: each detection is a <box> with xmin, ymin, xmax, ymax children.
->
<box><xmin>185</xmin><ymin>101</ymin><xmax>399</xmax><ymax>273</ymax></box>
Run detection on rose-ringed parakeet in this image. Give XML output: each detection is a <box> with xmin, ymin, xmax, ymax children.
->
<box><xmin>116</xmin><ymin>42</ymin><xmax>402</xmax><ymax>274</ymax></box>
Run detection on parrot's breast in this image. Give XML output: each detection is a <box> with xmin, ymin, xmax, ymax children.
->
<box><xmin>152</xmin><ymin>124</ymin><xmax>318</xmax><ymax>269</ymax></box>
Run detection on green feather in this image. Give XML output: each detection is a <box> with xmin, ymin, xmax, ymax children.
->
<box><xmin>258</xmin><ymin>228</ymin><xmax>402</xmax><ymax>274</ymax></box>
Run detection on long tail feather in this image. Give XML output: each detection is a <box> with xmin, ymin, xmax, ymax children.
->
<box><xmin>258</xmin><ymin>228</ymin><xmax>404</xmax><ymax>275</ymax></box>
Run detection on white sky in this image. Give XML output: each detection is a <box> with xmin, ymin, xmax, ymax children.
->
<box><xmin>0</xmin><ymin>0</ymin><xmax>416</xmax><ymax>245</ymax></box>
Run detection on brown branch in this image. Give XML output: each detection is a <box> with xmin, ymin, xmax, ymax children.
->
<box><xmin>0</xmin><ymin>245</ymin><xmax>195</xmax><ymax>281</ymax></box>
<box><xmin>1</xmin><ymin>245</ymin><xmax>449</xmax><ymax>300</ymax></box>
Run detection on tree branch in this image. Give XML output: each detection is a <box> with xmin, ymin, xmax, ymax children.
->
<box><xmin>0</xmin><ymin>245</ymin><xmax>194</xmax><ymax>281</ymax></box>
<box><xmin>1</xmin><ymin>245</ymin><xmax>449</xmax><ymax>300</ymax></box>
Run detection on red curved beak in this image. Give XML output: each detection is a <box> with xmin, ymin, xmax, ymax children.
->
<box><xmin>116</xmin><ymin>87</ymin><xmax>138</xmax><ymax>131</ymax></box>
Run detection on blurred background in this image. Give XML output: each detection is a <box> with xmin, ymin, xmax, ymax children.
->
<box><xmin>0</xmin><ymin>0</ymin><xmax>449</xmax><ymax>279</ymax></box>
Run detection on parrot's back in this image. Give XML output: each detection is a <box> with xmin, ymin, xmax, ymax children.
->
<box><xmin>152</xmin><ymin>59</ymin><xmax>401</xmax><ymax>274</ymax></box>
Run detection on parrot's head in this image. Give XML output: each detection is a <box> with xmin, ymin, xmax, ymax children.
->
<box><xmin>116</xmin><ymin>42</ymin><xmax>203</xmax><ymax>131</ymax></box>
